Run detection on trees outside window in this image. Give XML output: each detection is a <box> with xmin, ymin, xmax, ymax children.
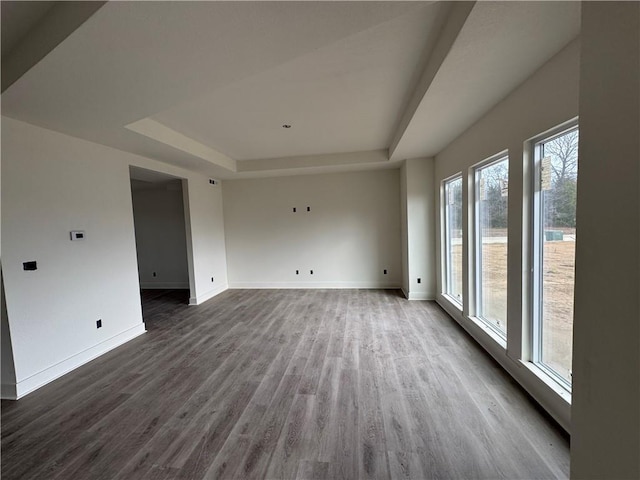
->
<box><xmin>533</xmin><ymin>126</ymin><xmax>579</xmax><ymax>387</ymax></box>
<box><xmin>475</xmin><ymin>156</ymin><xmax>509</xmax><ymax>336</ymax></box>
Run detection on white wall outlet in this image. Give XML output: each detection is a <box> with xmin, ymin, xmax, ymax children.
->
<box><xmin>70</xmin><ymin>231</ymin><xmax>85</xmax><ymax>241</ymax></box>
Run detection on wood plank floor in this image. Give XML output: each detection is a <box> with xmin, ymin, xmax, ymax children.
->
<box><xmin>1</xmin><ymin>289</ymin><xmax>569</xmax><ymax>479</ymax></box>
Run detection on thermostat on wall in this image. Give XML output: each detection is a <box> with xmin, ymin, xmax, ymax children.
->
<box><xmin>70</xmin><ymin>231</ymin><xmax>85</xmax><ymax>241</ymax></box>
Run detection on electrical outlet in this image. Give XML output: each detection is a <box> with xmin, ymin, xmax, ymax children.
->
<box><xmin>70</xmin><ymin>231</ymin><xmax>85</xmax><ymax>241</ymax></box>
<box><xmin>310</xmin><ymin>269</ymin><xmax>314</xmax><ymax>275</ymax></box>
<box><xmin>96</xmin><ymin>319</ymin><xmax>102</xmax><ymax>329</ymax></box>
<box><xmin>296</xmin><ymin>270</ymin><xmax>299</xmax><ymax>275</ymax></box>
<box><xmin>211</xmin><ymin>277</ymin><xmax>214</xmax><ymax>282</ymax></box>
<box><xmin>153</xmin><ymin>272</ymin><xmax>157</xmax><ymax>277</ymax></box>
<box><xmin>384</xmin><ymin>269</ymin><xmax>388</xmax><ymax>275</ymax></box>
<box><xmin>307</xmin><ymin>206</ymin><xmax>311</xmax><ymax>212</ymax></box>
<box><xmin>293</xmin><ymin>207</ymin><xmax>296</xmax><ymax>213</ymax></box>
<box><xmin>417</xmin><ymin>278</ymin><xmax>421</xmax><ymax>284</ymax></box>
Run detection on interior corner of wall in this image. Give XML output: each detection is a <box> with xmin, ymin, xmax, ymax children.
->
<box><xmin>1</xmin><ymin>383</ymin><xmax>17</xmax><ymax>400</ymax></box>
<box><xmin>190</xmin><ymin>283</ymin><xmax>229</xmax><ymax>306</ymax></box>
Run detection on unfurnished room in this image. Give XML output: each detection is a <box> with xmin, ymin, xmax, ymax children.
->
<box><xmin>1</xmin><ymin>1</ymin><xmax>638</xmax><ymax>479</ymax></box>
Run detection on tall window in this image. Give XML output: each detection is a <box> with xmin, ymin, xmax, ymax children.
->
<box><xmin>533</xmin><ymin>126</ymin><xmax>579</xmax><ymax>388</ymax></box>
<box><xmin>443</xmin><ymin>176</ymin><xmax>463</xmax><ymax>305</ymax></box>
<box><xmin>474</xmin><ymin>155</ymin><xmax>509</xmax><ymax>336</ymax></box>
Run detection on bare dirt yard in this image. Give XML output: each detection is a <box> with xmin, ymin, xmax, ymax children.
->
<box><xmin>452</xmin><ymin>240</ymin><xmax>574</xmax><ymax>382</ymax></box>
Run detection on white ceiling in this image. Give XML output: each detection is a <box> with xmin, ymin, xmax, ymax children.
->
<box><xmin>390</xmin><ymin>1</ymin><xmax>581</xmax><ymax>160</ymax></box>
<box><xmin>1</xmin><ymin>1</ymin><xmax>580</xmax><ymax>179</ymax></box>
<box><xmin>152</xmin><ymin>2</ymin><xmax>446</xmax><ymax>161</ymax></box>
<box><xmin>129</xmin><ymin>166</ymin><xmax>181</xmax><ymax>184</ymax></box>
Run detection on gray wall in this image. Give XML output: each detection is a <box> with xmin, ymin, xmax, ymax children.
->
<box><xmin>131</xmin><ymin>180</ymin><xmax>189</xmax><ymax>289</ymax></box>
<box><xmin>1</xmin><ymin>270</ymin><xmax>17</xmax><ymax>397</ymax></box>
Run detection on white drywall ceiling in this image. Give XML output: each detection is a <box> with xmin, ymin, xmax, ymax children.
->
<box><xmin>152</xmin><ymin>3</ymin><xmax>444</xmax><ymax>161</ymax></box>
<box><xmin>1</xmin><ymin>1</ymin><xmax>580</xmax><ymax>178</ymax></box>
<box><xmin>390</xmin><ymin>1</ymin><xmax>581</xmax><ymax>160</ymax></box>
<box><xmin>129</xmin><ymin>165</ymin><xmax>182</xmax><ymax>184</ymax></box>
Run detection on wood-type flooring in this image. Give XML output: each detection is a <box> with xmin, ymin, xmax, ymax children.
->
<box><xmin>1</xmin><ymin>289</ymin><xmax>569</xmax><ymax>479</ymax></box>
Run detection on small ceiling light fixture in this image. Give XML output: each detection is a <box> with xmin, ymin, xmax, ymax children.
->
<box><xmin>282</xmin><ymin>124</ymin><xmax>291</xmax><ymax>128</ymax></box>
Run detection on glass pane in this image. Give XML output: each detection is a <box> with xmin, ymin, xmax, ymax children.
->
<box><xmin>538</xmin><ymin>128</ymin><xmax>578</xmax><ymax>384</ymax></box>
<box><xmin>445</xmin><ymin>177</ymin><xmax>463</xmax><ymax>304</ymax></box>
<box><xmin>477</xmin><ymin>158</ymin><xmax>508</xmax><ymax>335</ymax></box>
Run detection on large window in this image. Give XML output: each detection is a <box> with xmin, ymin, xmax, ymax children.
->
<box><xmin>443</xmin><ymin>175</ymin><xmax>463</xmax><ymax>305</ymax></box>
<box><xmin>474</xmin><ymin>155</ymin><xmax>509</xmax><ymax>337</ymax></box>
<box><xmin>533</xmin><ymin>125</ymin><xmax>579</xmax><ymax>388</ymax></box>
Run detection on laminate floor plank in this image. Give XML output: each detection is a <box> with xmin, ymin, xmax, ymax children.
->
<box><xmin>391</xmin><ymin>305</ymin><xmax>495</xmax><ymax>477</ymax></box>
<box><xmin>1</xmin><ymin>333</ymin><xmax>151</xmax><ymax>436</ymax></box>
<box><xmin>201</xmin><ymin>433</ymin><xmax>253</xmax><ymax>479</ymax></box>
<box><xmin>357</xmin><ymin>369</ymin><xmax>389</xmax><ymax>480</ymax></box>
<box><xmin>50</xmin><ymin>365</ymin><xmax>215</xmax><ymax>480</ymax></box>
<box><xmin>421</xmin><ymin>304</ymin><xmax>572</xmax><ymax>478</ymax></box>
<box><xmin>264</xmin><ymin>393</ymin><xmax>314</xmax><ymax>480</ymax></box>
<box><xmin>328</xmin><ymin>367</ymin><xmax>359</xmax><ymax>480</ymax></box>
<box><xmin>306</xmin><ymin>355</ymin><xmax>342</xmax><ymax>465</ymax></box>
<box><xmin>2</xmin><ymin>392</ymin><xmax>133</xmax><ymax>480</ymax></box>
<box><xmin>295</xmin><ymin>460</ymin><xmax>330</xmax><ymax>480</ymax></box>
<box><xmin>232</xmin><ymin>374</ymin><xmax>302</xmax><ymax>479</ymax></box>
<box><xmin>166</xmin><ymin>380</ymin><xmax>259</xmax><ymax>480</ymax></box>
<box><xmin>1</xmin><ymin>289</ymin><xmax>569</xmax><ymax>480</ymax></box>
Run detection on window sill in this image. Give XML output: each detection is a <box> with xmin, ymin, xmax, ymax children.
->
<box><xmin>468</xmin><ymin>316</ymin><xmax>507</xmax><ymax>349</ymax></box>
<box><xmin>519</xmin><ymin>360</ymin><xmax>572</xmax><ymax>404</ymax></box>
<box><xmin>440</xmin><ymin>293</ymin><xmax>463</xmax><ymax>311</ymax></box>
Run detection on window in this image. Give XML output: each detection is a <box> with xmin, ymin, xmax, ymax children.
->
<box><xmin>474</xmin><ymin>155</ymin><xmax>509</xmax><ymax>336</ymax></box>
<box><xmin>443</xmin><ymin>175</ymin><xmax>463</xmax><ymax>305</ymax></box>
<box><xmin>532</xmin><ymin>125</ymin><xmax>579</xmax><ymax>388</ymax></box>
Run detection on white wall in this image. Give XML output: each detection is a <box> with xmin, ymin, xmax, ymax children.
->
<box><xmin>571</xmin><ymin>3</ymin><xmax>639</xmax><ymax>478</ymax></box>
<box><xmin>433</xmin><ymin>38</ymin><xmax>580</xmax><ymax>431</ymax></box>
<box><xmin>401</xmin><ymin>157</ymin><xmax>436</xmax><ymax>300</ymax></box>
<box><xmin>400</xmin><ymin>163</ymin><xmax>409</xmax><ymax>295</ymax></box>
<box><xmin>1</xmin><ymin>117</ymin><xmax>228</xmax><ymax>398</ymax></box>
<box><xmin>223</xmin><ymin>169</ymin><xmax>401</xmax><ymax>288</ymax></box>
<box><xmin>183</xmin><ymin>176</ymin><xmax>228</xmax><ymax>305</ymax></box>
<box><xmin>2</xmin><ymin>118</ymin><xmax>145</xmax><ymax>398</ymax></box>
<box><xmin>131</xmin><ymin>180</ymin><xmax>189</xmax><ymax>289</ymax></box>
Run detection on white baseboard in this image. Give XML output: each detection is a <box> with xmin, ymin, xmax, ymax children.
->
<box><xmin>399</xmin><ymin>288</ymin><xmax>434</xmax><ymax>301</ymax></box>
<box><xmin>406</xmin><ymin>291</ymin><xmax>436</xmax><ymax>301</ymax></box>
<box><xmin>227</xmin><ymin>281</ymin><xmax>401</xmax><ymax>289</ymax></box>
<box><xmin>6</xmin><ymin>323</ymin><xmax>146</xmax><ymax>400</ymax></box>
<box><xmin>140</xmin><ymin>282</ymin><xmax>189</xmax><ymax>289</ymax></box>
<box><xmin>189</xmin><ymin>283</ymin><xmax>229</xmax><ymax>306</ymax></box>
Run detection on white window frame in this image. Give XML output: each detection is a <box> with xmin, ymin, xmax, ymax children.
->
<box><xmin>442</xmin><ymin>174</ymin><xmax>463</xmax><ymax>308</ymax></box>
<box><xmin>472</xmin><ymin>152</ymin><xmax>509</xmax><ymax>340</ymax></box>
<box><xmin>530</xmin><ymin>121</ymin><xmax>579</xmax><ymax>393</ymax></box>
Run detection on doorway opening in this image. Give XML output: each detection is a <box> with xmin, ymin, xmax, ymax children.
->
<box><xmin>129</xmin><ymin>167</ymin><xmax>193</xmax><ymax>315</ymax></box>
